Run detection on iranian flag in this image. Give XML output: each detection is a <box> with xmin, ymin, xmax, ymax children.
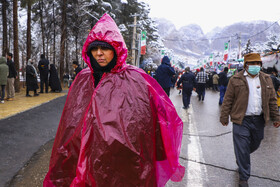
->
<box><xmin>209</xmin><ymin>54</ymin><xmax>213</xmax><ymax>66</ymax></box>
<box><xmin>223</xmin><ymin>42</ymin><xmax>229</xmax><ymax>62</ymax></box>
<box><xmin>141</xmin><ymin>31</ymin><xmax>147</xmax><ymax>55</ymax></box>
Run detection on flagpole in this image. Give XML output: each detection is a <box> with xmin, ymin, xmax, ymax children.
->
<box><xmin>229</xmin><ymin>37</ymin><xmax>231</xmax><ymax>63</ymax></box>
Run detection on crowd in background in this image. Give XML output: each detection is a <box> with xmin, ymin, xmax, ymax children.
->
<box><xmin>144</xmin><ymin>56</ymin><xmax>280</xmax><ymax>110</ymax></box>
<box><xmin>0</xmin><ymin>52</ymin><xmax>83</xmax><ymax>104</ymax></box>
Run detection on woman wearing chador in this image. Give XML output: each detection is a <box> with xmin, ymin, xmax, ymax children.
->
<box><xmin>26</xmin><ymin>59</ymin><xmax>39</xmax><ymax>97</ymax></box>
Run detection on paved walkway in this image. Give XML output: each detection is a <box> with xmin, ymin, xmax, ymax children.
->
<box><xmin>0</xmin><ymin>87</ymin><xmax>68</xmax><ymax>120</ymax></box>
<box><xmin>0</xmin><ymin>86</ymin><xmax>69</xmax><ymax>187</ymax></box>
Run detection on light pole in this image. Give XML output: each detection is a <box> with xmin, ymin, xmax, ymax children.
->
<box><xmin>129</xmin><ymin>13</ymin><xmax>140</xmax><ymax>66</ymax></box>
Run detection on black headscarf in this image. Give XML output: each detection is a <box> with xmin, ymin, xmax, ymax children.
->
<box><xmin>88</xmin><ymin>50</ymin><xmax>117</xmax><ymax>87</ymax></box>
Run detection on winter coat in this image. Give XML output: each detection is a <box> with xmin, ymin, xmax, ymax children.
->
<box><xmin>220</xmin><ymin>70</ymin><xmax>280</xmax><ymax>125</ymax></box>
<box><xmin>218</xmin><ymin>71</ymin><xmax>228</xmax><ymax>86</ymax></box>
<box><xmin>38</xmin><ymin>58</ymin><xmax>49</xmax><ymax>77</ymax></box>
<box><xmin>72</xmin><ymin>65</ymin><xmax>82</xmax><ymax>80</ymax></box>
<box><xmin>177</xmin><ymin>71</ymin><xmax>196</xmax><ymax>93</ymax></box>
<box><xmin>7</xmin><ymin>59</ymin><xmax>17</xmax><ymax>78</ymax></box>
<box><xmin>212</xmin><ymin>73</ymin><xmax>219</xmax><ymax>84</ymax></box>
<box><xmin>155</xmin><ymin>56</ymin><xmax>175</xmax><ymax>89</ymax></box>
<box><xmin>49</xmin><ymin>64</ymin><xmax>62</xmax><ymax>92</ymax></box>
<box><xmin>26</xmin><ymin>65</ymin><xmax>39</xmax><ymax>90</ymax></box>
<box><xmin>270</xmin><ymin>74</ymin><xmax>280</xmax><ymax>93</ymax></box>
<box><xmin>43</xmin><ymin>13</ymin><xmax>184</xmax><ymax>187</ymax></box>
<box><xmin>0</xmin><ymin>57</ymin><xmax>9</xmax><ymax>85</ymax></box>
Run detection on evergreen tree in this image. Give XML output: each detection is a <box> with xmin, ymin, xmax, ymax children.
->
<box><xmin>264</xmin><ymin>35</ymin><xmax>280</xmax><ymax>54</ymax></box>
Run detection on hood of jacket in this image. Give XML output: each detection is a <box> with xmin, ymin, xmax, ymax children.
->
<box><xmin>0</xmin><ymin>57</ymin><xmax>6</xmax><ymax>65</ymax></box>
<box><xmin>82</xmin><ymin>13</ymin><xmax>128</xmax><ymax>73</ymax></box>
<box><xmin>161</xmin><ymin>56</ymin><xmax>171</xmax><ymax>66</ymax></box>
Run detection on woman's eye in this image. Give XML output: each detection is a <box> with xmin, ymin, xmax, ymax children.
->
<box><xmin>101</xmin><ymin>47</ymin><xmax>109</xmax><ymax>50</ymax></box>
<box><xmin>91</xmin><ymin>47</ymin><xmax>98</xmax><ymax>51</ymax></box>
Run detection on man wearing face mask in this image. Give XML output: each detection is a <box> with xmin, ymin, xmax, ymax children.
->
<box><xmin>220</xmin><ymin>53</ymin><xmax>280</xmax><ymax>187</ymax></box>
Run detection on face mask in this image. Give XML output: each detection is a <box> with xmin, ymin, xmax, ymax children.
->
<box><xmin>247</xmin><ymin>65</ymin><xmax>261</xmax><ymax>75</ymax></box>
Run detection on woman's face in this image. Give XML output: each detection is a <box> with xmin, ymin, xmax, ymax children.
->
<box><xmin>91</xmin><ymin>46</ymin><xmax>115</xmax><ymax>67</ymax></box>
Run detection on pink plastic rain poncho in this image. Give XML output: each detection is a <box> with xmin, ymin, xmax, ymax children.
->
<box><xmin>43</xmin><ymin>13</ymin><xmax>185</xmax><ymax>187</ymax></box>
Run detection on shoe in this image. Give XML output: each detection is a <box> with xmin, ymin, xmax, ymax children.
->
<box><xmin>7</xmin><ymin>98</ymin><xmax>13</xmax><ymax>101</ymax></box>
<box><xmin>0</xmin><ymin>100</ymin><xmax>4</xmax><ymax>103</ymax></box>
<box><xmin>26</xmin><ymin>94</ymin><xmax>32</xmax><ymax>97</ymax></box>
<box><xmin>34</xmin><ymin>93</ymin><xmax>39</xmax><ymax>96</ymax></box>
<box><xmin>182</xmin><ymin>106</ymin><xmax>189</xmax><ymax>109</ymax></box>
<box><xmin>239</xmin><ymin>180</ymin><xmax>248</xmax><ymax>187</ymax></box>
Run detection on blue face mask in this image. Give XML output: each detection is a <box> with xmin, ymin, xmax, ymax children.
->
<box><xmin>247</xmin><ymin>65</ymin><xmax>261</xmax><ymax>75</ymax></box>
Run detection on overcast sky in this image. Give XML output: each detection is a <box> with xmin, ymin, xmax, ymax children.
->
<box><xmin>141</xmin><ymin>0</ymin><xmax>280</xmax><ymax>34</ymax></box>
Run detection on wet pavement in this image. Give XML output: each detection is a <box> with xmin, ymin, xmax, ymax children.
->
<box><xmin>167</xmin><ymin>89</ymin><xmax>280</xmax><ymax>187</ymax></box>
<box><xmin>0</xmin><ymin>87</ymin><xmax>68</xmax><ymax>187</ymax></box>
<box><xmin>1</xmin><ymin>88</ymin><xmax>280</xmax><ymax>186</ymax></box>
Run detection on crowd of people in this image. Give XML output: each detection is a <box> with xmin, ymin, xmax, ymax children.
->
<box><xmin>153</xmin><ymin>52</ymin><xmax>280</xmax><ymax>187</ymax></box>
<box><xmin>1</xmin><ymin>13</ymin><xmax>280</xmax><ymax>187</ymax></box>
<box><xmin>0</xmin><ymin>52</ymin><xmax>84</xmax><ymax>104</ymax></box>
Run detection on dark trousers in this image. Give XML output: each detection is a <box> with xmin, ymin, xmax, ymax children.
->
<box><xmin>0</xmin><ymin>85</ymin><xmax>5</xmax><ymax>101</ymax></box>
<box><xmin>213</xmin><ymin>84</ymin><xmax>219</xmax><ymax>91</ymax></box>
<box><xmin>196</xmin><ymin>83</ymin><xmax>206</xmax><ymax>101</ymax></box>
<box><xmin>219</xmin><ymin>85</ymin><xmax>227</xmax><ymax>104</ymax></box>
<box><xmin>233</xmin><ymin>115</ymin><xmax>265</xmax><ymax>181</ymax></box>
<box><xmin>40</xmin><ymin>75</ymin><xmax>48</xmax><ymax>93</ymax></box>
<box><xmin>163</xmin><ymin>87</ymin><xmax>170</xmax><ymax>97</ymax></box>
<box><xmin>26</xmin><ymin>87</ymin><xmax>37</xmax><ymax>96</ymax></box>
<box><xmin>182</xmin><ymin>88</ymin><xmax>192</xmax><ymax>108</ymax></box>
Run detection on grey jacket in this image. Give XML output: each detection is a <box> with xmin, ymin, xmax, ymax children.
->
<box><xmin>0</xmin><ymin>57</ymin><xmax>8</xmax><ymax>85</ymax></box>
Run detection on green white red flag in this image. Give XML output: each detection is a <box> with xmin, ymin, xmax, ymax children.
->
<box><xmin>141</xmin><ymin>31</ymin><xmax>147</xmax><ymax>55</ymax></box>
<box><xmin>209</xmin><ymin>54</ymin><xmax>213</xmax><ymax>66</ymax></box>
<box><xmin>224</xmin><ymin>42</ymin><xmax>229</xmax><ymax>62</ymax></box>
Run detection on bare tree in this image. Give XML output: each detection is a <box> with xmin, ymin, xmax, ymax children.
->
<box><xmin>2</xmin><ymin>0</ymin><xmax>8</xmax><ymax>56</ymax></box>
<box><xmin>59</xmin><ymin>0</ymin><xmax>67</xmax><ymax>82</ymax></box>
<box><xmin>26</xmin><ymin>0</ymin><xmax>32</xmax><ymax>60</ymax></box>
<box><xmin>39</xmin><ymin>0</ymin><xmax>45</xmax><ymax>55</ymax></box>
<box><xmin>13</xmin><ymin>0</ymin><xmax>20</xmax><ymax>92</ymax></box>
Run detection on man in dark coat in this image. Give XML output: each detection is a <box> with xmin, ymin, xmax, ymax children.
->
<box><xmin>26</xmin><ymin>59</ymin><xmax>39</xmax><ymax>97</ymax></box>
<box><xmin>155</xmin><ymin>56</ymin><xmax>175</xmax><ymax>96</ymax></box>
<box><xmin>6</xmin><ymin>53</ymin><xmax>17</xmax><ymax>101</ymax></box>
<box><xmin>38</xmin><ymin>54</ymin><xmax>49</xmax><ymax>93</ymax></box>
<box><xmin>218</xmin><ymin>67</ymin><xmax>229</xmax><ymax>105</ymax></box>
<box><xmin>72</xmin><ymin>61</ymin><xmax>82</xmax><ymax>80</ymax></box>
<box><xmin>177</xmin><ymin>67</ymin><xmax>196</xmax><ymax>109</ymax></box>
<box><xmin>269</xmin><ymin>66</ymin><xmax>280</xmax><ymax>94</ymax></box>
<box><xmin>49</xmin><ymin>64</ymin><xmax>62</xmax><ymax>92</ymax></box>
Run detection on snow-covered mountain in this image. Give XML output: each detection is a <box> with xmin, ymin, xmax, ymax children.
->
<box><xmin>155</xmin><ymin>18</ymin><xmax>280</xmax><ymax>59</ymax></box>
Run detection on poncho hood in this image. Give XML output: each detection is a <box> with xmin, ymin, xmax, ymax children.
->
<box><xmin>82</xmin><ymin>13</ymin><xmax>128</xmax><ymax>73</ymax></box>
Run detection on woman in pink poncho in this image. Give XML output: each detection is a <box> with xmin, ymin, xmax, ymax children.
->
<box><xmin>43</xmin><ymin>13</ymin><xmax>184</xmax><ymax>187</ymax></box>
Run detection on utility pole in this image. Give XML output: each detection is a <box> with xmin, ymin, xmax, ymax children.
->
<box><xmin>238</xmin><ymin>32</ymin><xmax>241</xmax><ymax>60</ymax></box>
<box><xmin>136</xmin><ymin>32</ymin><xmax>141</xmax><ymax>67</ymax></box>
<box><xmin>228</xmin><ymin>36</ymin><xmax>231</xmax><ymax>62</ymax></box>
<box><xmin>130</xmin><ymin>13</ymin><xmax>140</xmax><ymax>66</ymax></box>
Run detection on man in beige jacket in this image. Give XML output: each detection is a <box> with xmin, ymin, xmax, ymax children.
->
<box><xmin>220</xmin><ymin>53</ymin><xmax>280</xmax><ymax>187</ymax></box>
